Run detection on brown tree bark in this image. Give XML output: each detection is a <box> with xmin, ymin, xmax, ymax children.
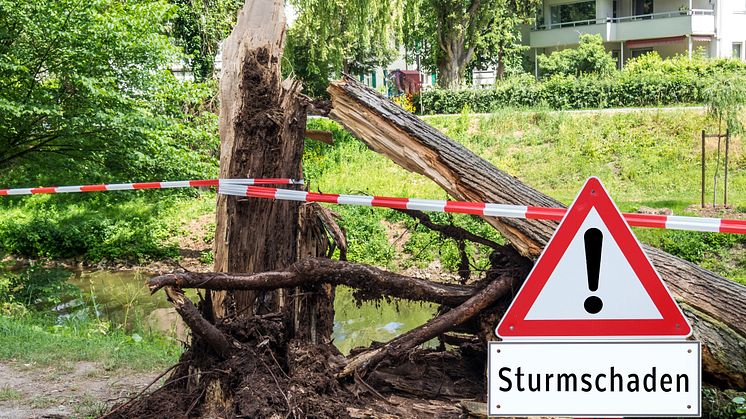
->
<box><xmin>148</xmin><ymin>258</ymin><xmax>476</xmax><ymax>307</ymax></box>
<box><xmin>212</xmin><ymin>0</ymin><xmax>306</xmax><ymax>318</ymax></box>
<box><xmin>327</xmin><ymin>75</ymin><xmax>746</xmax><ymax>390</ymax></box>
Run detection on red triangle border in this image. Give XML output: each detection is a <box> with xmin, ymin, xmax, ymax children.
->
<box><xmin>496</xmin><ymin>177</ymin><xmax>691</xmax><ymax>338</ymax></box>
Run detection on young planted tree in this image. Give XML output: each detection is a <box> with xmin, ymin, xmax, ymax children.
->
<box><xmin>703</xmin><ymin>74</ymin><xmax>746</xmax><ymax>206</ymax></box>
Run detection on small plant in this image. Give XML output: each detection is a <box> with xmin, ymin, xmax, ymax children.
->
<box><xmin>199</xmin><ymin>249</ymin><xmax>215</xmax><ymax>265</ymax></box>
<box><xmin>734</xmin><ymin>396</ymin><xmax>746</xmax><ymax>417</ymax></box>
<box><xmin>393</xmin><ymin>94</ymin><xmax>416</xmax><ymax>113</ymax></box>
<box><xmin>0</xmin><ymin>385</ymin><xmax>22</xmax><ymax>401</ymax></box>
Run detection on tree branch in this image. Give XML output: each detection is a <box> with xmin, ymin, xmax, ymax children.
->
<box><xmin>396</xmin><ymin>208</ymin><xmax>502</xmax><ymax>250</ymax></box>
<box><xmin>164</xmin><ymin>286</ymin><xmax>236</xmax><ymax>359</ymax></box>
<box><xmin>339</xmin><ymin>269</ymin><xmax>519</xmax><ymax>377</ymax></box>
<box><xmin>149</xmin><ymin>258</ymin><xmax>476</xmax><ymax>307</ymax></box>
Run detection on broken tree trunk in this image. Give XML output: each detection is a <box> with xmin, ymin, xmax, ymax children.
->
<box><xmin>327</xmin><ymin>75</ymin><xmax>746</xmax><ymax>390</ymax></box>
<box><xmin>213</xmin><ymin>0</ymin><xmax>306</xmax><ymax>317</ymax></box>
<box><xmin>169</xmin><ymin>0</ymin><xmax>335</xmax><ymax>414</ymax></box>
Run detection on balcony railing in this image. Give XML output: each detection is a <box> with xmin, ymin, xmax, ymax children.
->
<box><xmin>533</xmin><ymin>9</ymin><xmax>714</xmax><ymax>31</ymax></box>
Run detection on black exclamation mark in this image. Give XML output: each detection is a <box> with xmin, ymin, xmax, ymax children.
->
<box><xmin>584</xmin><ymin>228</ymin><xmax>603</xmax><ymax>314</ymax></box>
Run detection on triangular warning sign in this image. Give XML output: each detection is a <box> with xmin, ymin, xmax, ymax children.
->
<box><xmin>497</xmin><ymin>177</ymin><xmax>691</xmax><ymax>339</ymax></box>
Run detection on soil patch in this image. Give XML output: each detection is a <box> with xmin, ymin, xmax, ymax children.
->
<box><xmin>0</xmin><ymin>361</ymin><xmax>159</xmax><ymax>419</ymax></box>
<box><xmin>685</xmin><ymin>204</ymin><xmax>746</xmax><ymax>219</ymax></box>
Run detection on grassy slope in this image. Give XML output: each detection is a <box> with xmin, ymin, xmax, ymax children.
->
<box><xmin>306</xmin><ymin>110</ymin><xmax>746</xmax><ymax>284</ymax></box>
<box><xmin>0</xmin><ymin>313</ymin><xmax>181</xmax><ymax>371</ymax></box>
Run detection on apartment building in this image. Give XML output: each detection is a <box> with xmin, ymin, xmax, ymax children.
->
<box><xmin>526</xmin><ymin>0</ymin><xmax>746</xmax><ymax>73</ymax></box>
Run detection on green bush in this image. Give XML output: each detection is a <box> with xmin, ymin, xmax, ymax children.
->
<box><xmin>0</xmin><ymin>194</ymin><xmax>194</xmax><ymax>262</ymax></box>
<box><xmin>417</xmin><ymin>53</ymin><xmax>746</xmax><ymax>114</ymax></box>
<box><xmin>538</xmin><ymin>34</ymin><xmax>617</xmax><ymax>78</ymax></box>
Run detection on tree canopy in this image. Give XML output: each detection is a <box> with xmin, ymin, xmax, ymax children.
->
<box><xmin>285</xmin><ymin>0</ymin><xmax>406</xmax><ymax>96</ymax></box>
<box><xmin>0</xmin><ymin>0</ymin><xmax>218</xmax><ymax>184</ymax></box>
<box><xmin>286</xmin><ymin>0</ymin><xmax>539</xmax><ymax>93</ymax></box>
<box><xmin>170</xmin><ymin>0</ymin><xmax>244</xmax><ymax>82</ymax></box>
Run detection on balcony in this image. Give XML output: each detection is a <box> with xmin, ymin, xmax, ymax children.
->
<box><xmin>529</xmin><ymin>9</ymin><xmax>715</xmax><ymax>49</ymax></box>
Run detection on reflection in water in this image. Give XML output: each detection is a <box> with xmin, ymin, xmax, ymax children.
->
<box><xmin>332</xmin><ymin>286</ymin><xmax>437</xmax><ymax>355</ymax></box>
<box><xmin>67</xmin><ymin>270</ymin><xmax>175</xmax><ymax>329</ymax></box>
<box><xmin>1</xmin><ymin>267</ymin><xmax>438</xmax><ymax>352</ymax></box>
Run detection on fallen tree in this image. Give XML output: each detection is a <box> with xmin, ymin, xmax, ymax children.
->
<box><xmin>106</xmin><ymin>1</ymin><xmax>523</xmax><ymax>417</ymax></box>
<box><xmin>327</xmin><ymin>75</ymin><xmax>746</xmax><ymax>390</ymax></box>
<box><xmin>107</xmin><ymin>3</ymin><xmax>744</xmax><ymax>415</ymax></box>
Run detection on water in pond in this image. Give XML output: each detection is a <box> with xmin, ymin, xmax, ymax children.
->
<box><xmin>1</xmin><ymin>266</ymin><xmax>437</xmax><ymax>354</ymax></box>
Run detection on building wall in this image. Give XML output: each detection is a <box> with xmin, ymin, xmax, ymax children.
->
<box><xmin>717</xmin><ymin>0</ymin><xmax>746</xmax><ymax>59</ymax></box>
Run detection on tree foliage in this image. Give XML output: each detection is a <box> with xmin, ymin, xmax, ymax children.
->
<box><xmin>170</xmin><ymin>0</ymin><xmax>244</xmax><ymax>82</ymax></box>
<box><xmin>286</xmin><ymin>0</ymin><xmax>537</xmax><ymax>93</ymax></box>
<box><xmin>704</xmin><ymin>74</ymin><xmax>746</xmax><ymax>136</ymax></box>
<box><xmin>538</xmin><ymin>34</ymin><xmax>616</xmax><ymax>78</ymax></box>
<box><xmin>404</xmin><ymin>0</ymin><xmax>539</xmax><ymax>88</ymax></box>
<box><xmin>286</xmin><ymin>0</ymin><xmax>405</xmax><ymax>96</ymax></box>
<box><xmin>0</xmin><ymin>0</ymin><xmax>218</xmax><ymax>184</ymax></box>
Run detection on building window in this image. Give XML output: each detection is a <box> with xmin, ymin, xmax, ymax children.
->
<box><xmin>550</xmin><ymin>1</ymin><xmax>596</xmax><ymax>27</ymax></box>
<box><xmin>634</xmin><ymin>0</ymin><xmax>654</xmax><ymax>16</ymax></box>
<box><xmin>536</xmin><ymin>6</ymin><xmax>545</xmax><ymax>28</ymax></box>
<box><xmin>733</xmin><ymin>43</ymin><xmax>743</xmax><ymax>60</ymax></box>
<box><xmin>613</xmin><ymin>0</ymin><xmax>618</xmax><ymax>18</ymax></box>
<box><xmin>631</xmin><ymin>48</ymin><xmax>653</xmax><ymax>58</ymax></box>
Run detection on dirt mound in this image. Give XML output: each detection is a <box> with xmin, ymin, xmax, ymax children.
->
<box><xmin>106</xmin><ymin>315</ymin><xmax>357</xmax><ymax>418</ymax></box>
<box><xmin>105</xmin><ymin>311</ymin><xmax>487</xmax><ymax>418</ymax></box>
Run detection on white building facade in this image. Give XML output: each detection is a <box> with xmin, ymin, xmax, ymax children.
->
<box><xmin>526</xmin><ymin>0</ymin><xmax>746</xmax><ymax>74</ymax></box>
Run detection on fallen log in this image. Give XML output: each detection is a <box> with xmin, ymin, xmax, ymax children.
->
<box><xmin>149</xmin><ymin>257</ymin><xmax>475</xmax><ymax>307</ymax></box>
<box><xmin>328</xmin><ymin>75</ymin><xmax>746</xmax><ymax>389</ymax></box>
<box><xmin>339</xmin><ymin>269</ymin><xmax>520</xmax><ymax>378</ymax></box>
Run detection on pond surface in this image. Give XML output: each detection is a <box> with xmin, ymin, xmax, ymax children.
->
<box><xmin>2</xmin><ymin>266</ymin><xmax>437</xmax><ymax>354</ymax></box>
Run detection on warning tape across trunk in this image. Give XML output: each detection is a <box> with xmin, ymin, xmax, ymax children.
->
<box><xmin>218</xmin><ymin>184</ymin><xmax>746</xmax><ymax>235</ymax></box>
<box><xmin>0</xmin><ymin>178</ymin><xmax>303</xmax><ymax>196</ymax></box>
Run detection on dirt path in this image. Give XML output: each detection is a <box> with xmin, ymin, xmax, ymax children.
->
<box><xmin>0</xmin><ymin>361</ymin><xmax>160</xmax><ymax>418</ymax></box>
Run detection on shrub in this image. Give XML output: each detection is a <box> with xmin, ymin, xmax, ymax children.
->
<box><xmin>417</xmin><ymin>54</ymin><xmax>746</xmax><ymax>114</ymax></box>
<box><xmin>538</xmin><ymin>34</ymin><xmax>617</xmax><ymax>78</ymax></box>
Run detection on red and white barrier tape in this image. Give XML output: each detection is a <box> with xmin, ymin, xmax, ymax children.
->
<box><xmin>0</xmin><ymin>178</ymin><xmax>303</xmax><ymax>196</ymax></box>
<box><xmin>218</xmin><ymin>184</ymin><xmax>746</xmax><ymax>235</ymax></box>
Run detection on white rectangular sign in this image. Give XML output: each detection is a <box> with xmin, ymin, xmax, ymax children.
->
<box><xmin>488</xmin><ymin>341</ymin><xmax>700</xmax><ymax>417</ymax></box>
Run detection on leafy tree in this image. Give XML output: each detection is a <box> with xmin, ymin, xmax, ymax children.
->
<box><xmin>287</xmin><ymin>0</ymin><xmax>537</xmax><ymax>93</ymax></box>
<box><xmin>538</xmin><ymin>34</ymin><xmax>616</xmax><ymax>78</ymax></box>
<box><xmin>404</xmin><ymin>0</ymin><xmax>539</xmax><ymax>88</ymax></box>
<box><xmin>170</xmin><ymin>0</ymin><xmax>244</xmax><ymax>82</ymax></box>
<box><xmin>0</xmin><ymin>0</ymin><xmax>218</xmax><ymax>183</ymax></box>
<box><xmin>286</xmin><ymin>0</ymin><xmax>405</xmax><ymax>96</ymax></box>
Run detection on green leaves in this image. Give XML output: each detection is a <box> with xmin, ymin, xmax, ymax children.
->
<box><xmin>538</xmin><ymin>34</ymin><xmax>616</xmax><ymax>78</ymax></box>
<box><xmin>419</xmin><ymin>52</ymin><xmax>746</xmax><ymax>114</ymax></box>
<box><xmin>704</xmin><ymin>74</ymin><xmax>746</xmax><ymax>136</ymax></box>
<box><xmin>0</xmin><ymin>0</ymin><xmax>219</xmax><ymax>185</ymax></box>
<box><xmin>170</xmin><ymin>0</ymin><xmax>243</xmax><ymax>82</ymax></box>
